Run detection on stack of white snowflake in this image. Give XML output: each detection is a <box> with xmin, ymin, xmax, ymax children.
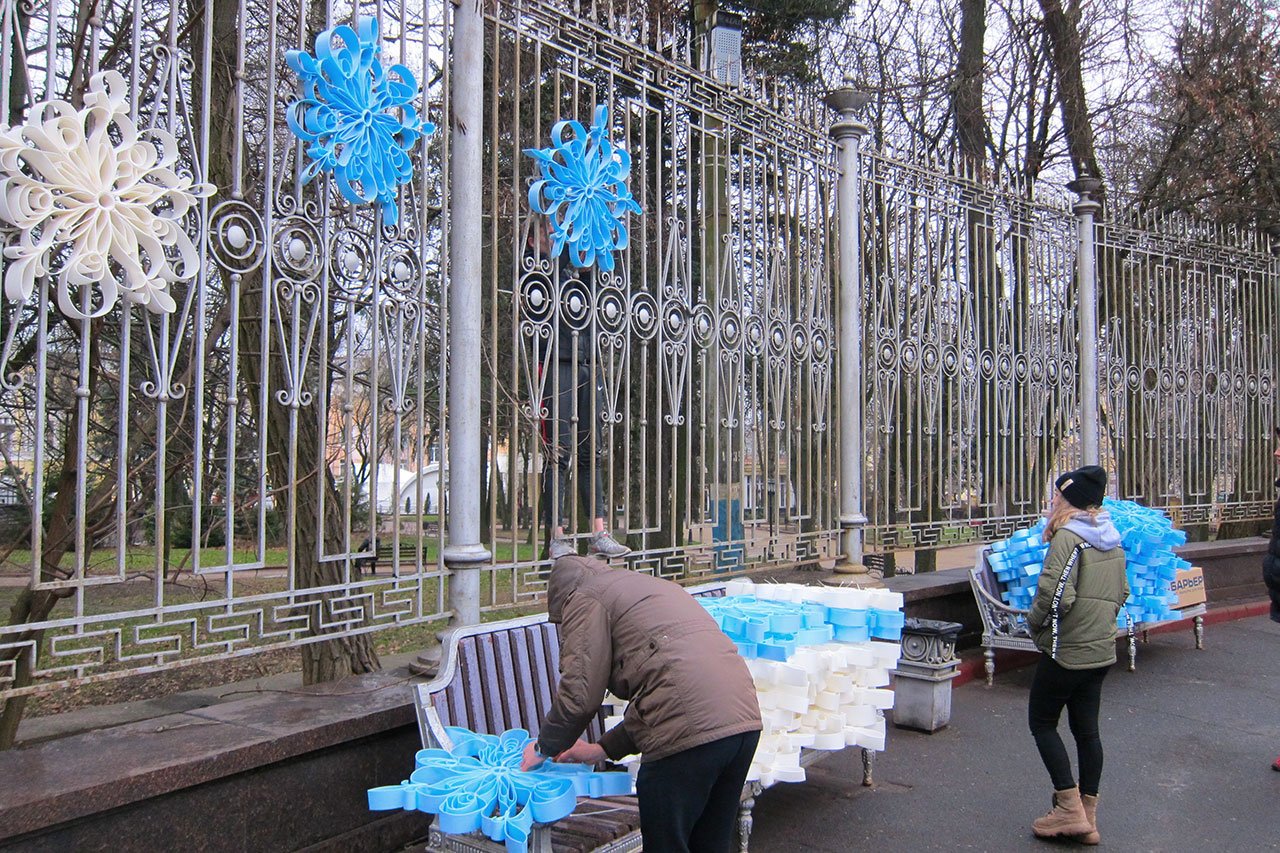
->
<box><xmin>604</xmin><ymin>580</ymin><xmax>903</xmax><ymax>789</ymax></box>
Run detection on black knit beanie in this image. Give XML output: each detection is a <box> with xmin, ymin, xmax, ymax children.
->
<box><xmin>1055</xmin><ymin>465</ymin><xmax>1107</xmax><ymax>509</ymax></box>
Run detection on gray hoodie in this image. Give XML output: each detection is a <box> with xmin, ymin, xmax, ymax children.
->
<box><xmin>1062</xmin><ymin>510</ymin><xmax>1122</xmax><ymax>551</ymax></box>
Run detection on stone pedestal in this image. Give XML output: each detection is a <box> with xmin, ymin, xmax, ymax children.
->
<box><xmin>893</xmin><ymin>618</ymin><xmax>962</xmax><ymax>733</ymax></box>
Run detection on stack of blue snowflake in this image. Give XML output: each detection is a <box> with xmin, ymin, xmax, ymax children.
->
<box><xmin>700</xmin><ymin>587</ymin><xmax>906</xmax><ymax>661</ymax></box>
<box><xmin>1103</xmin><ymin>498</ymin><xmax>1189</xmax><ymax>626</ymax></box>
<box><xmin>987</xmin><ymin>522</ymin><xmax>1049</xmax><ymax>611</ymax></box>
<box><xmin>988</xmin><ymin>499</ymin><xmax>1190</xmax><ymax>627</ymax></box>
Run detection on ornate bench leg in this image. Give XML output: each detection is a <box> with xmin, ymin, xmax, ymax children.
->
<box><xmin>861</xmin><ymin>747</ymin><xmax>875</xmax><ymax>786</ymax></box>
<box><xmin>738</xmin><ymin>782</ymin><xmax>762</xmax><ymax>852</ymax></box>
<box><xmin>1193</xmin><ymin>615</ymin><xmax>1204</xmax><ymax>649</ymax></box>
<box><xmin>1128</xmin><ymin>632</ymin><xmax>1137</xmax><ymax>672</ymax></box>
<box><xmin>984</xmin><ymin>646</ymin><xmax>995</xmax><ymax>687</ymax></box>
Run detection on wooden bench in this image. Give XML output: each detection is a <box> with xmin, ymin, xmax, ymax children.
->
<box><xmin>412</xmin><ymin>582</ymin><xmax>875</xmax><ymax>852</ymax></box>
<box><xmin>969</xmin><ymin>546</ymin><xmax>1206</xmax><ymax>685</ymax></box>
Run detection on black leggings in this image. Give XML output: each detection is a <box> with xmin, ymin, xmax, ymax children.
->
<box><xmin>635</xmin><ymin>731</ymin><xmax>760</xmax><ymax>853</ymax></box>
<box><xmin>1028</xmin><ymin>656</ymin><xmax>1110</xmax><ymax>795</ymax></box>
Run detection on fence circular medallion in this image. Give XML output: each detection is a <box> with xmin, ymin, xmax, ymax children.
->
<box><xmin>1045</xmin><ymin>359</ymin><xmax>1059</xmax><ymax>383</ymax></box>
<box><xmin>596</xmin><ymin>285</ymin><xmax>626</xmax><ymax>334</ymax></box>
<box><xmin>1109</xmin><ymin>365</ymin><xmax>1125</xmax><ymax>389</ymax></box>
<box><xmin>719</xmin><ymin>312</ymin><xmax>743</xmax><ymax>349</ymax></box>
<box><xmin>629</xmin><ymin>291</ymin><xmax>659</xmax><ymax>340</ymax></box>
<box><xmin>210</xmin><ymin>201</ymin><xmax>266</xmax><ymax>274</ymax></box>
<box><xmin>272</xmin><ymin>219</ymin><xmax>324</xmax><ymax>282</ymax></box>
<box><xmin>559</xmin><ymin>278</ymin><xmax>593</xmax><ymax>330</ymax></box>
<box><xmin>811</xmin><ymin>329</ymin><xmax>830</xmax><ymax>362</ymax></box>
<box><xmin>331</xmin><ymin>227</ymin><xmax>374</xmax><ymax>294</ymax></box>
<box><xmin>768</xmin><ymin>321</ymin><xmax>788</xmax><ymax>358</ymax></box>
<box><xmin>921</xmin><ymin>343</ymin><xmax>939</xmax><ymax>374</ymax></box>
<box><xmin>1029</xmin><ymin>357</ymin><xmax>1044</xmax><ymax>382</ymax></box>
<box><xmin>961</xmin><ymin>348</ymin><xmax>979</xmax><ymax>378</ymax></box>
<box><xmin>381</xmin><ymin>240</ymin><xmax>422</xmax><ymax>297</ymax></box>
<box><xmin>1142</xmin><ymin>367</ymin><xmax>1159</xmax><ymax>393</ymax></box>
<box><xmin>1013</xmin><ymin>354</ymin><xmax>1028</xmax><ymax>381</ymax></box>
<box><xmin>1190</xmin><ymin>369</ymin><xmax>1203</xmax><ymax>394</ymax></box>
<box><xmin>996</xmin><ymin>353</ymin><xmax>1013</xmax><ymax>379</ymax></box>
<box><xmin>1174</xmin><ymin>369</ymin><xmax>1189</xmax><ymax>392</ymax></box>
<box><xmin>745</xmin><ymin>316</ymin><xmax>765</xmax><ymax>355</ymax></box>
<box><xmin>1247</xmin><ymin>374</ymin><xmax>1258</xmax><ymax>394</ymax></box>
<box><xmin>520</xmin><ymin>270</ymin><xmax>554</xmax><ymax>325</ymax></box>
<box><xmin>790</xmin><ymin>323</ymin><xmax>809</xmax><ymax>360</ymax></box>
<box><xmin>1260</xmin><ymin>374</ymin><xmax>1272</xmax><ymax>396</ymax></box>
<box><xmin>941</xmin><ymin>345</ymin><xmax>959</xmax><ymax>377</ymax></box>
<box><xmin>1126</xmin><ymin>366</ymin><xmax>1142</xmax><ymax>390</ymax></box>
<box><xmin>692</xmin><ymin>303</ymin><xmax>715</xmax><ymax>348</ymax></box>
<box><xmin>1161</xmin><ymin>368</ymin><xmax>1175</xmax><ymax>392</ymax></box>
<box><xmin>980</xmin><ymin>350</ymin><xmax>995</xmax><ymax>377</ymax></box>
<box><xmin>877</xmin><ymin>339</ymin><xmax>897</xmax><ymax>368</ymax></box>
<box><xmin>1204</xmin><ymin>372</ymin><xmax>1218</xmax><ymax>395</ymax></box>
<box><xmin>663</xmin><ymin>303</ymin><xmax>690</xmax><ymax>342</ymax></box>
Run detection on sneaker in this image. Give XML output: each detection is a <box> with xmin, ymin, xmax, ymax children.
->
<box><xmin>547</xmin><ymin>538</ymin><xmax>577</xmax><ymax>560</ymax></box>
<box><xmin>587</xmin><ymin>531</ymin><xmax>631</xmax><ymax>559</ymax></box>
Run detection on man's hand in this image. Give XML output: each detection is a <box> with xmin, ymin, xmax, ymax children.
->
<box><xmin>554</xmin><ymin>740</ymin><xmax>607</xmax><ymax>766</ymax></box>
<box><xmin>520</xmin><ymin>741</ymin><xmax>546</xmax><ymax>772</ymax></box>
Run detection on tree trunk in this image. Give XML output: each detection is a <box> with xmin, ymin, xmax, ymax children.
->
<box><xmin>955</xmin><ymin>0</ymin><xmax>988</xmax><ymax>166</ymax></box>
<box><xmin>195</xmin><ymin>0</ymin><xmax>378</xmax><ymax>684</ymax></box>
<box><xmin>1038</xmin><ymin>0</ymin><xmax>1103</xmax><ymax>186</ymax></box>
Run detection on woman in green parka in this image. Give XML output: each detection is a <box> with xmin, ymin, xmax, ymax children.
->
<box><xmin>1024</xmin><ymin>465</ymin><xmax>1128</xmax><ymax>845</ymax></box>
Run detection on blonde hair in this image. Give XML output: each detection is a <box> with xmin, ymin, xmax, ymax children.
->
<box><xmin>1043</xmin><ymin>498</ymin><xmax>1103</xmax><ymax>542</ymax></box>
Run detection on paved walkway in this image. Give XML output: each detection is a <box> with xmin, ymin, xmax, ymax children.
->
<box><xmin>750</xmin><ymin>614</ymin><xmax>1280</xmax><ymax>851</ymax></box>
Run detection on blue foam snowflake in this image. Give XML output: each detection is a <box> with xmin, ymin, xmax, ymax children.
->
<box><xmin>367</xmin><ymin>727</ymin><xmax>632</xmax><ymax>853</ymax></box>
<box><xmin>286</xmin><ymin>17</ymin><xmax>432</xmax><ymax>226</ymax></box>
<box><xmin>525</xmin><ymin>104</ymin><xmax>642</xmax><ymax>272</ymax></box>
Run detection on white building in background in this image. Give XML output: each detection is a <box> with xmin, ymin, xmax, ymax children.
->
<box><xmin>370</xmin><ymin>461</ymin><xmax>441</xmax><ymax>514</ymax></box>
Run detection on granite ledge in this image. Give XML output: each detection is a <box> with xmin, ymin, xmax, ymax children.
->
<box><xmin>0</xmin><ymin>668</ymin><xmax>419</xmax><ymax>841</ymax></box>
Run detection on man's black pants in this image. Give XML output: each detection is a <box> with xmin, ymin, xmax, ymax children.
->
<box><xmin>1028</xmin><ymin>655</ymin><xmax>1110</xmax><ymax>795</ymax></box>
<box><xmin>635</xmin><ymin>730</ymin><xmax>760</xmax><ymax>853</ymax></box>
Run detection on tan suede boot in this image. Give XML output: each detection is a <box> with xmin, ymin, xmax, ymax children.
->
<box><xmin>1075</xmin><ymin>794</ymin><xmax>1100</xmax><ymax>845</ymax></box>
<box><xmin>1031</xmin><ymin>786</ymin><xmax>1093</xmax><ymax>838</ymax></box>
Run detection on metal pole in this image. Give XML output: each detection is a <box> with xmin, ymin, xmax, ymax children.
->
<box><xmin>825</xmin><ymin>80</ymin><xmax>871</xmax><ymax>574</ymax></box>
<box><xmin>444</xmin><ymin>0</ymin><xmax>490</xmax><ymax>626</ymax></box>
<box><xmin>1071</xmin><ymin>178</ymin><xmax>1103</xmax><ymax>465</ymax></box>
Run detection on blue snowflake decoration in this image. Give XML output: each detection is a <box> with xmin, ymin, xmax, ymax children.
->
<box><xmin>525</xmin><ymin>104</ymin><xmax>642</xmax><ymax>272</ymax></box>
<box><xmin>286</xmin><ymin>17</ymin><xmax>432</xmax><ymax>226</ymax></box>
<box><xmin>367</xmin><ymin>727</ymin><xmax>632</xmax><ymax>853</ymax></box>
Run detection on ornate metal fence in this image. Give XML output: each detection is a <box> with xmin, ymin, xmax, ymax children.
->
<box><xmin>0</xmin><ymin>0</ymin><xmax>1276</xmax><ymax>704</ymax></box>
<box><xmin>860</xmin><ymin>155</ymin><xmax>1081</xmax><ymax>553</ymax></box>
<box><xmin>475</xmin><ymin>0</ymin><xmax>841</xmax><ymax>607</ymax></box>
<box><xmin>0</xmin><ymin>0</ymin><xmax>456</xmax><ymax>700</ymax></box>
<box><xmin>1096</xmin><ymin>217</ymin><xmax>1279</xmax><ymax>531</ymax></box>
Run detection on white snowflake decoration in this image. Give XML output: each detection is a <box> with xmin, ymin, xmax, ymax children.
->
<box><xmin>0</xmin><ymin>71</ymin><xmax>215</xmax><ymax>320</ymax></box>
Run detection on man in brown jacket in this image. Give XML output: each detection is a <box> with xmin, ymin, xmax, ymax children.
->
<box><xmin>520</xmin><ymin>555</ymin><xmax>762</xmax><ymax>852</ymax></box>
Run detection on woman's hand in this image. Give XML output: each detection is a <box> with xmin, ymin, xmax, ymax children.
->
<box><xmin>554</xmin><ymin>740</ymin><xmax>607</xmax><ymax>765</ymax></box>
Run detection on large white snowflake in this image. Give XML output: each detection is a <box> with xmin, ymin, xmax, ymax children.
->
<box><xmin>0</xmin><ymin>70</ymin><xmax>215</xmax><ymax>320</ymax></box>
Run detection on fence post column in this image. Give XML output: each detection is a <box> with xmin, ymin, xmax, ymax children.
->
<box><xmin>1071</xmin><ymin>177</ymin><xmax>1103</xmax><ymax>465</ymax></box>
<box><xmin>825</xmin><ymin>79</ymin><xmax>871</xmax><ymax>574</ymax></box>
<box><xmin>443</xmin><ymin>0</ymin><xmax>490</xmax><ymax>627</ymax></box>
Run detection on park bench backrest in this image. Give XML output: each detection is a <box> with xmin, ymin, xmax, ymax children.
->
<box><xmin>413</xmin><ymin>581</ymin><xmax>726</xmax><ymax>751</ymax></box>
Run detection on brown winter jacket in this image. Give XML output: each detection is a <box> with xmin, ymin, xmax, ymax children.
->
<box><xmin>536</xmin><ymin>556</ymin><xmax>762</xmax><ymax>763</ymax></box>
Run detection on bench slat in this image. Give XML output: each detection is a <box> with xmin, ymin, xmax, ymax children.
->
<box><xmin>459</xmin><ymin>637</ymin><xmax>488</xmax><ymax>733</ymax></box>
<box><xmin>478</xmin><ymin>635</ymin><xmax>506</xmax><ymax>735</ymax></box>
<box><xmin>492</xmin><ymin>630</ymin><xmax>525</xmax><ymax>732</ymax></box>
